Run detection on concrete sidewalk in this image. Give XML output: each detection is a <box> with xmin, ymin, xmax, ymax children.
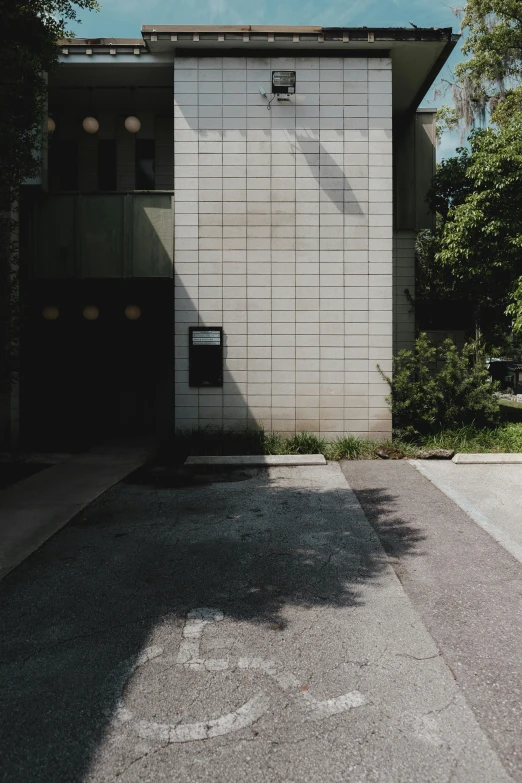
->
<box><xmin>0</xmin><ymin>441</ymin><xmax>152</xmax><ymax>580</ymax></box>
<box><xmin>411</xmin><ymin>459</ymin><xmax>522</xmax><ymax>564</ymax></box>
<box><xmin>0</xmin><ymin>461</ymin><xmax>512</xmax><ymax>782</ymax></box>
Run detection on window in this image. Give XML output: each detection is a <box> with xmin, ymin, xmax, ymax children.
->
<box><xmin>135</xmin><ymin>139</ymin><xmax>155</xmax><ymax>190</ymax></box>
<box><xmin>97</xmin><ymin>139</ymin><xmax>117</xmax><ymax>191</ymax></box>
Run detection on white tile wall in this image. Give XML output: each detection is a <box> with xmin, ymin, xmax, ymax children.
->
<box><xmin>174</xmin><ymin>55</ymin><xmax>393</xmax><ymax>438</ymax></box>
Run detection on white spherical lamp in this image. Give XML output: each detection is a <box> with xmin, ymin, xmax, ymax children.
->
<box><xmin>124</xmin><ymin>115</ymin><xmax>141</xmax><ymax>133</ymax></box>
<box><xmin>42</xmin><ymin>306</ymin><xmax>59</xmax><ymax>320</ymax></box>
<box><xmin>47</xmin><ymin>117</ymin><xmax>56</xmax><ymax>133</ymax></box>
<box><xmin>125</xmin><ymin>305</ymin><xmax>141</xmax><ymax>320</ymax></box>
<box><xmin>82</xmin><ymin>116</ymin><xmax>99</xmax><ymax>134</ymax></box>
<box><xmin>83</xmin><ymin>305</ymin><xmax>100</xmax><ymax>321</ymax></box>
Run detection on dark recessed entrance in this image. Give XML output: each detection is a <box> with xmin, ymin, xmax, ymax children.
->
<box><xmin>20</xmin><ymin>278</ymin><xmax>173</xmax><ymax>451</ymax></box>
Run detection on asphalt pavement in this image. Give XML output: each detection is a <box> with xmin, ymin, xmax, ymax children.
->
<box><xmin>342</xmin><ymin>460</ymin><xmax>522</xmax><ymax>782</ymax></box>
<box><xmin>0</xmin><ymin>460</ymin><xmax>520</xmax><ymax>782</ymax></box>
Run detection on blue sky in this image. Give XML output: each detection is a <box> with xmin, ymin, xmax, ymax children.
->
<box><xmin>71</xmin><ymin>0</ymin><xmax>464</xmax><ymax>158</ymax></box>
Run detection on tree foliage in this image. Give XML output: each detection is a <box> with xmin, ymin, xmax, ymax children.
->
<box><xmin>450</xmin><ymin>0</ymin><xmax>522</xmax><ymax>130</ymax></box>
<box><xmin>0</xmin><ymin>0</ymin><xmax>99</xmax><ymax>212</ymax></box>
<box><xmin>435</xmin><ymin>105</ymin><xmax>460</xmax><ymax>141</ymax></box>
<box><xmin>428</xmin><ymin>117</ymin><xmax>522</xmax><ymax>332</ymax></box>
<box><xmin>415</xmin><ymin>220</ymin><xmax>464</xmax><ymax>305</ymax></box>
<box><xmin>0</xmin><ymin>0</ymin><xmax>98</xmax><ymax>425</ymax></box>
<box><xmin>423</xmin><ymin>2</ymin><xmax>522</xmax><ymax>345</ymax></box>
<box><xmin>506</xmin><ymin>277</ymin><xmax>522</xmax><ymax>333</ymax></box>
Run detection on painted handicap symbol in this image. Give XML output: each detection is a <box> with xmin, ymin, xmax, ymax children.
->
<box><xmin>107</xmin><ymin>608</ymin><xmax>366</xmax><ymax>744</ymax></box>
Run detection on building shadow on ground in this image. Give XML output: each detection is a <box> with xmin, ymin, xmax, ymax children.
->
<box><xmin>0</xmin><ymin>463</ymin><xmax>423</xmax><ymax>781</ymax></box>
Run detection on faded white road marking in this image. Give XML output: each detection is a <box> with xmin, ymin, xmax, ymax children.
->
<box><xmin>301</xmin><ymin>690</ymin><xmax>367</xmax><ymax>719</ymax></box>
<box><xmin>107</xmin><ymin>608</ymin><xmax>366</xmax><ymax>744</ymax></box>
<box><xmin>177</xmin><ymin>607</ymin><xmax>224</xmax><ymax>669</ymax></box>
<box><xmin>236</xmin><ymin>656</ymin><xmax>366</xmax><ymax>717</ymax></box>
<box><xmin>135</xmin><ymin>695</ymin><xmax>270</xmax><ymax>743</ymax></box>
<box><xmin>238</xmin><ymin>657</ymin><xmax>279</xmax><ymax>677</ymax></box>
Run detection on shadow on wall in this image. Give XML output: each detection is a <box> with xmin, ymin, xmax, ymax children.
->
<box><xmin>0</xmin><ymin>465</ymin><xmax>423</xmax><ymax>780</ymax></box>
<box><xmin>294</xmin><ymin>133</ymin><xmax>363</xmax><ymax>215</ymax></box>
<box><xmin>175</xmin><ymin>268</ymin><xmax>250</xmax><ymax>432</ymax></box>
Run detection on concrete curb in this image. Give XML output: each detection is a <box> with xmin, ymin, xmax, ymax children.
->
<box><xmin>0</xmin><ymin>443</ymin><xmax>153</xmax><ymax>581</ymax></box>
<box><xmin>185</xmin><ymin>454</ymin><xmax>327</xmax><ymax>467</ymax></box>
<box><xmin>453</xmin><ymin>453</ymin><xmax>522</xmax><ymax>464</ymax></box>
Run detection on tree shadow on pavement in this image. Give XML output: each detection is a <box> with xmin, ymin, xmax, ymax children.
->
<box><xmin>348</xmin><ymin>486</ymin><xmax>426</xmax><ymax>561</ymax></box>
<box><xmin>0</xmin><ymin>463</ymin><xmax>423</xmax><ymax>782</ymax></box>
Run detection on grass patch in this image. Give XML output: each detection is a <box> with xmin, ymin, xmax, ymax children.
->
<box><xmin>264</xmin><ymin>432</ymin><xmax>329</xmax><ymax>456</ymax></box>
<box><xmin>398</xmin><ymin>422</ymin><xmax>522</xmax><ymax>454</ymax></box>
<box><xmin>325</xmin><ymin>436</ymin><xmax>378</xmax><ymax>460</ymax></box>
<box><xmin>160</xmin><ymin>423</ymin><xmax>522</xmax><ymax>463</ymax></box>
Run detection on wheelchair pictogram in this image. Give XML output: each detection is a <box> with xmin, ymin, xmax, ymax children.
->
<box><xmin>108</xmin><ymin>608</ymin><xmax>366</xmax><ymax>744</ymax></box>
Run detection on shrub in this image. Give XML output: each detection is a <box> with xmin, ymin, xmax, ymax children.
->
<box><xmin>285</xmin><ymin>432</ymin><xmax>328</xmax><ymax>455</ymax></box>
<box><xmin>380</xmin><ymin>333</ymin><xmax>500</xmax><ymax>438</ymax></box>
<box><xmin>326</xmin><ymin>436</ymin><xmax>370</xmax><ymax>460</ymax></box>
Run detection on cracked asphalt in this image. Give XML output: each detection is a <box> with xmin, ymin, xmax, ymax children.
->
<box><xmin>0</xmin><ymin>461</ymin><xmax>519</xmax><ymax>782</ymax></box>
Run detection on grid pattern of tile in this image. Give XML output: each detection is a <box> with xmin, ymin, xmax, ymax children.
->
<box><xmin>174</xmin><ymin>55</ymin><xmax>393</xmax><ymax>438</ymax></box>
<box><xmin>393</xmin><ymin>230</ymin><xmax>416</xmax><ymax>353</ymax></box>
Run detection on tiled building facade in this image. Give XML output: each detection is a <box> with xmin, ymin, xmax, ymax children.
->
<box><xmin>173</xmin><ymin>56</ymin><xmax>394</xmax><ymax>438</ymax></box>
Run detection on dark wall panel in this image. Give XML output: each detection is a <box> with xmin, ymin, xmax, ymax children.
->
<box><xmin>79</xmin><ymin>195</ymin><xmax>125</xmax><ymax>277</ymax></box>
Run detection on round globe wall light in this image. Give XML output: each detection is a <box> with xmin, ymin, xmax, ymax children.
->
<box><xmin>83</xmin><ymin>305</ymin><xmax>100</xmax><ymax>321</ymax></box>
<box><xmin>82</xmin><ymin>116</ymin><xmax>99</xmax><ymax>134</ymax></box>
<box><xmin>124</xmin><ymin>116</ymin><xmax>141</xmax><ymax>133</ymax></box>
<box><xmin>125</xmin><ymin>305</ymin><xmax>141</xmax><ymax>320</ymax></box>
<box><xmin>42</xmin><ymin>306</ymin><xmax>59</xmax><ymax>320</ymax></box>
<box><xmin>47</xmin><ymin>117</ymin><xmax>56</xmax><ymax>133</ymax></box>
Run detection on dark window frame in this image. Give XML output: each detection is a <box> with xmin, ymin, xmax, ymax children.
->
<box><xmin>97</xmin><ymin>138</ymin><xmax>117</xmax><ymax>191</ymax></box>
<box><xmin>135</xmin><ymin>139</ymin><xmax>156</xmax><ymax>190</ymax></box>
<box><xmin>49</xmin><ymin>137</ymin><xmax>79</xmax><ymax>192</ymax></box>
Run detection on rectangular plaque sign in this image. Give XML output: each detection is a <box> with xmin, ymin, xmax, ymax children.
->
<box><xmin>191</xmin><ymin>330</ymin><xmax>222</xmax><ymax>346</ymax></box>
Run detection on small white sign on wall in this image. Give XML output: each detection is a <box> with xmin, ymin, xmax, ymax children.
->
<box><xmin>191</xmin><ymin>330</ymin><xmax>221</xmax><ymax>345</ymax></box>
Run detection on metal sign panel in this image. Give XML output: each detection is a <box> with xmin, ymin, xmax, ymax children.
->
<box><xmin>191</xmin><ymin>330</ymin><xmax>222</xmax><ymax>346</ymax></box>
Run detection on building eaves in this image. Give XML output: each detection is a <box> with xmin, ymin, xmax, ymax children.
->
<box><xmin>58</xmin><ymin>38</ymin><xmax>147</xmax><ymax>55</ymax></box>
<box><xmin>143</xmin><ymin>25</ymin><xmax>324</xmax><ymax>33</ymax></box>
<box><xmin>141</xmin><ymin>24</ymin><xmax>454</xmax><ymax>45</ymax></box>
<box><xmin>57</xmin><ymin>27</ymin><xmax>456</xmax><ymax>55</ymax></box>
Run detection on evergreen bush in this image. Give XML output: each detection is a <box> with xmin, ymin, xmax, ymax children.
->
<box><xmin>380</xmin><ymin>334</ymin><xmax>500</xmax><ymax>438</ymax></box>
